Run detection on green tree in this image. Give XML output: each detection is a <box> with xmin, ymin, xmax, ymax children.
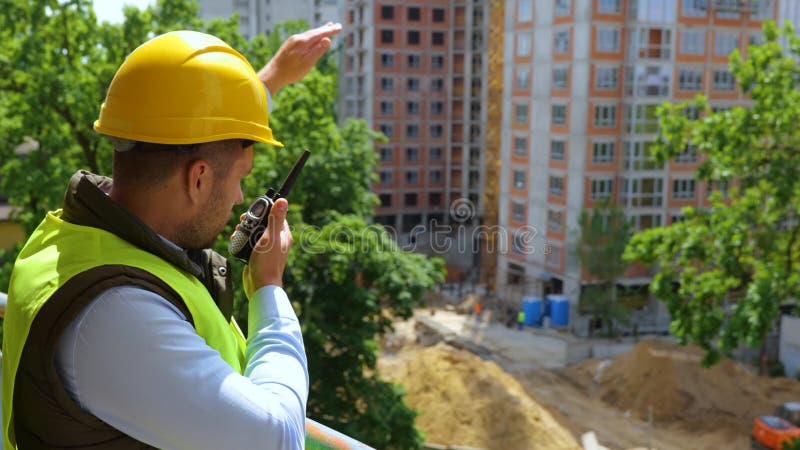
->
<box><xmin>0</xmin><ymin>2</ymin><xmax>445</xmax><ymax>447</ymax></box>
<box><xmin>575</xmin><ymin>201</ymin><xmax>633</xmax><ymax>337</ymax></box>
<box><xmin>624</xmin><ymin>21</ymin><xmax>800</xmax><ymax>367</ymax></box>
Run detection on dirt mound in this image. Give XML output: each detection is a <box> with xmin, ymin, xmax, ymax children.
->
<box><xmin>379</xmin><ymin>342</ymin><xmax>580</xmax><ymax>450</ymax></box>
<box><xmin>584</xmin><ymin>339</ymin><xmax>800</xmax><ymax>428</ymax></box>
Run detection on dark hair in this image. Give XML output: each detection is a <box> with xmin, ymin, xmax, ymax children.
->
<box><xmin>112</xmin><ymin>140</ymin><xmax>249</xmax><ymax>190</ymax></box>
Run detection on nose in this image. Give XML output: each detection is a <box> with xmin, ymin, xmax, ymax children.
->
<box><xmin>235</xmin><ymin>184</ymin><xmax>244</xmax><ymax>205</ymax></box>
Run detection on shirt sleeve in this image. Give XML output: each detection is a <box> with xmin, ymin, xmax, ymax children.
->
<box><xmin>54</xmin><ymin>285</ymin><xmax>308</xmax><ymax>450</ymax></box>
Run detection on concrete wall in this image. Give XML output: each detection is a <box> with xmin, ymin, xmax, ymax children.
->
<box><xmin>781</xmin><ymin>315</ymin><xmax>800</xmax><ymax>378</ymax></box>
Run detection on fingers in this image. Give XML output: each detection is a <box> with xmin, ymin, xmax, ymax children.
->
<box><xmin>299</xmin><ymin>22</ymin><xmax>342</xmax><ymax>43</ymax></box>
<box><xmin>267</xmin><ymin>198</ymin><xmax>288</xmax><ymax>242</ymax></box>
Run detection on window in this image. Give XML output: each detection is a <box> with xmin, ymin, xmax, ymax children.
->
<box><xmin>407</xmin><ymin>55</ymin><xmax>421</xmax><ymax>68</ymax></box>
<box><xmin>381</xmin><ymin>6</ymin><xmax>394</xmax><ymax>19</ymax></box>
<box><xmin>593</xmin><ymin>142</ymin><xmax>615</xmax><ymax>163</ymax></box>
<box><xmin>429</xmin><ymin>169</ymin><xmax>442</xmax><ymax>183</ymax></box>
<box><xmin>430</xmin><ymin>101</ymin><xmax>444</xmax><ymax>115</ymax></box>
<box><xmin>753</xmin><ymin>0</ymin><xmax>772</xmax><ymax>20</ymax></box>
<box><xmin>552</xmin><ymin>104</ymin><xmax>567</xmax><ymax>125</ymax></box>
<box><xmin>380</xmin><ymin>53</ymin><xmax>394</xmax><ymax>68</ymax></box>
<box><xmin>551</xmin><ymin>140</ymin><xmax>565</xmax><ymax>161</ymax></box>
<box><xmin>408</xmin><ymin>31</ymin><xmax>420</xmax><ymax>45</ymax></box>
<box><xmin>517</xmin><ymin>67</ymin><xmax>531</xmax><ymax>89</ymax></box>
<box><xmin>433</xmin><ymin>8</ymin><xmax>445</xmax><ymax>22</ymax></box>
<box><xmin>407</xmin><ymin>7</ymin><xmax>421</xmax><ymax>21</ymax></box>
<box><xmin>432</xmin><ymin>32</ymin><xmax>445</xmax><ymax>46</ymax></box>
<box><xmin>594</xmin><ymin>105</ymin><xmax>617</xmax><ymax>127</ymax></box>
<box><xmin>555</xmin><ymin>30</ymin><xmax>570</xmax><ymax>53</ymax></box>
<box><xmin>515</xmin><ymin>103</ymin><xmax>528</xmax><ymax>124</ymax></box>
<box><xmin>675</xmin><ymin>144</ymin><xmax>697</xmax><ymax>163</ymax></box>
<box><xmin>549</xmin><ymin>176</ymin><xmax>564</xmax><ymax>196</ymax></box>
<box><xmin>682</xmin><ymin>0</ymin><xmax>707</xmax><ymax>17</ymax></box>
<box><xmin>672</xmin><ymin>179</ymin><xmax>696</xmax><ymax>199</ymax></box>
<box><xmin>380</xmin><ymin>101</ymin><xmax>394</xmax><ymax>115</ymax></box>
<box><xmin>406</xmin><ymin>124</ymin><xmax>419</xmax><ymax>138</ymax></box>
<box><xmin>707</xmin><ymin>180</ymin><xmax>729</xmax><ymax>198</ymax></box>
<box><xmin>430</xmin><ymin>147</ymin><xmax>442</xmax><ymax>161</ymax></box>
<box><xmin>553</xmin><ymin>67</ymin><xmax>568</xmax><ymax>89</ymax></box>
<box><xmin>431</xmin><ymin>78</ymin><xmax>444</xmax><ymax>91</ymax></box>
<box><xmin>713</xmin><ymin>70</ymin><xmax>735</xmax><ymax>91</ymax></box>
<box><xmin>513</xmin><ymin>232</ymin><xmax>529</xmax><ymax>255</ymax></box>
<box><xmin>380</xmin><ymin>30</ymin><xmax>394</xmax><ymax>44</ymax></box>
<box><xmin>555</xmin><ymin>0</ymin><xmax>570</xmax><ymax>16</ymax></box>
<box><xmin>431</xmin><ymin>55</ymin><xmax>445</xmax><ymax>69</ymax></box>
<box><xmin>512</xmin><ymin>202</ymin><xmax>526</xmax><ymax>222</ymax></box>
<box><xmin>379</xmin><ymin>193</ymin><xmax>391</xmax><ymax>207</ymax></box>
<box><xmin>714</xmin><ymin>31</ymin><xmax>738</xmax><ymax>56</ymax></box>
<box><xmin>514</xmin><ymin>137</ymin><xmax>528</xmax><ymax>156</ymax></box>
<box><xmin>379</xmin><ymin>123</ymin><xmax>393</xmax><ymax>138</ymax></box>
<box><xmin>595</xmin><ymin>67</ymin><xmax>618</xmax><ymax>89</ymax></box>
<box><xmin>630</xmin><ymin>27</ymin><xmax>672</xmax><ymax>59</ymax></box>
<box><xmin>546</xmin><ymin>243</ymin><xmax>562</xmax><ymax>268</ymax></box>
<box><xmin>715</xmin><ymin>0</ymin><xmax>740</xmax><ymax>19</ymax></box>
<box><xmin>405</xmin><ymin>147</ymin><xmax>419</xmax><ymax>162</ymax></box>
<box><xmin>684</xmin><ymin>105</ymin><xmax>701</xmax><ymax>120</ymax></box>
<box><xmin>680</xmin><ymin>29</ymin><xmax>705</xmax><ymax>55</ymax></box>
<box><xmin>548</xmin><ymin>210</ymin><xmax>563</xmax><ymax>232</ymax></box>
<box><xmin>629</xmin><ymin>0</ymin><xmax>676</xmax><ymax>22</ymax></box>
<box><xmin>624</xmin><ymin>104</ymin><xmax>659</xmax><ymax>134</ymax></box>
<box><xmin>407</xmin><ymin>78</ymin><xmax>420</xmax><ymax>92</ymax></box>
<box><xmin>591</xmin><ymin>179</ymin><xmax>614</xmax><ymax>200</ymax></box>
<box><xmin>379</xmin><ymin>147</ymin><xmax>393</xmax><ymax>162</ymax></box>
<box><xmin>620</xmin><ymin>177</ymin><xmax>664</xmax><ymax>207</ymax></box>
<box><xmin>380</xmin><ymin>77</ymin><xmax>394</xmax><ymax>91</ymax></box>
<box><xmin>513</xmin><ymin>170</ymin><xmax>526</xmax><ymax>189</ymax></box>
<box><xmin>429</xmin><ymin>124</ymin><xmax>443</xmax><ymax>138</ymax></box>
<box><xmin>518</xmin><ymin>0</ymin><xmax>533</xmax><ymax>22</ymax></box>
<box><xmin>597</xmin><ymin>28</ymin><xmax>621</xmax><ymax>52</ymax></box>
<box><xmin>517</xmin><ymin>33</ymin><xmax>532</xmax><ymax>56</ymax></box>
<box><xmin>429</xmin><ymin>192</ymin><xmax>442</xmax><ymax>206</ymax></box>
<box><xmin>671</xmin><ymin>214</ymin><xmax>685</xmax><ymax>224</ymax></box>
<box><xmin>626</xmin><ymin>65</ymin><xmax>671</xmax><ymax>97</ymax></box>
<box><xmin>407</xmin><ymin>101</ymin><xmax>420</xmax><ymax>115</ymax></box>
<box><xmin>379</xmin><ymin>170</ymin><xmax>393</xmax><ymax>185</ymax></box>
<box><xmin>675</xmin><ymin>69</ymin><xmax>702</xmax><ymax>94</ymax></box>
<box><xmin>623</xmin><ymin>140</ymin><xmax>662</xmax><ymax>170</ymax></box>
<box><xmin>598</xmin><ymin>0</ymin><xmax>621</xmax><ymax>13</ymax></box>
<box><xmin>405</xmin><ymin>193</ymin><xmax>418</xmax><ymax>206</ymax></box>
<box><xmin>628</xmin><ymin>213</ymin><xmax>663</xmax><ymax>231</ymax></box>
<box><xmin>406</xmin><ymin>170</ymin><xmax>419</xmax><ymax>184</ymax></box>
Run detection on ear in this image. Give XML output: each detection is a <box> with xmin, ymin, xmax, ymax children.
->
<box><xmin>185</xmin><ymin>158</ymin><xmax>212</xmax><ymax>205</ymax></box>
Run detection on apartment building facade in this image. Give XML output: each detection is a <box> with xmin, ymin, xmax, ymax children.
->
<box><xmin>339</xmin><ymin>1</ymin><xmax>494</xmax><ymax>277</ymax></box>
<box><xmin>198</xmin><ymin>0</ymin><xmax>341</xmax><ymax>39</ymax></box>
<box><xmin>496</xmin><ymin>0</ymin><xmax>800</xmax><ymax>332</ymax></box>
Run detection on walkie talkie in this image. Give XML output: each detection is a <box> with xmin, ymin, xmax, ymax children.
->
<box><xmin>229</xmin><ymin>149</ymin><xmax>311</xmax><ymax>263</ymax></box>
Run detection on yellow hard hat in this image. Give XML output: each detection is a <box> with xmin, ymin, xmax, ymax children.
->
<box><xmin>94</xmin><ymin>30</ymin><xmax>283</xmax><ymax>147</ymax></box>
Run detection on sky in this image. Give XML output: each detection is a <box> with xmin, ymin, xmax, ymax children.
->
<box><xmin>92</xmin><ymin>0</ymin><xmax>157</xmax><ymax>24</ymax></box>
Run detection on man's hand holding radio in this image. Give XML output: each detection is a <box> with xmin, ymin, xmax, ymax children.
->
<box><xmin>242</xmin><ymin>198</ymin><xmax>293</xmax><ymax>297</ymax></box>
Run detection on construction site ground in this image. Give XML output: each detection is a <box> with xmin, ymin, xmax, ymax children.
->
<box><xmin>378</xmin><ymin>308</ymin><xmax>800</xmax><ymax>450</ymax></box>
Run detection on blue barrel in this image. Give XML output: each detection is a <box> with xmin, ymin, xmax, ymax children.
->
<box><xmin>548</xmin><ymin>295</ymin><xmax>569</xmax><ymax>327</ymax></box>
<box><xmin>522</xmin><ymin>297</ymin><xmax>542</xmax><ymax>326</ymax></box>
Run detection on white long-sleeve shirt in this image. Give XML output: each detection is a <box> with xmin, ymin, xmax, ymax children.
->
<box><xmin>54</xmin><ymin>284</ymin><xmax>308</xmax><ymax>450</ymax></box>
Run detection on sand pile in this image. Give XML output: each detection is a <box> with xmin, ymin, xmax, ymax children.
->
<box><xmin>583</xmin><ymin>339</ymin><xmax>800</xmax><ymax>428</ymax></box>
<box><xmin>379</xmin><ymin>342</ymin><xmax>580</xmax><ymax>450</ymax></box>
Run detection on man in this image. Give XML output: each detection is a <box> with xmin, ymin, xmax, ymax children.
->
<box><xmin>2</xmin><ymin>23</ymin><xmax>341</xmax><ymax>449</ymax></box>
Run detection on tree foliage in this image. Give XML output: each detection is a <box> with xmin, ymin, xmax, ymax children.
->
<box><xmin>575</xmin><ymin>200</ymin><xmax>633</xmax><ymax>337</ymax></box>
<box><xmin>0</xmin><ymin>1</ymin><xmax>445</xmax><ymax>447</ymax></box>
<box><xmin>624</xmin><ymin>21</ymin><xmax>800</xmax><ymax>366</ymax></box>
